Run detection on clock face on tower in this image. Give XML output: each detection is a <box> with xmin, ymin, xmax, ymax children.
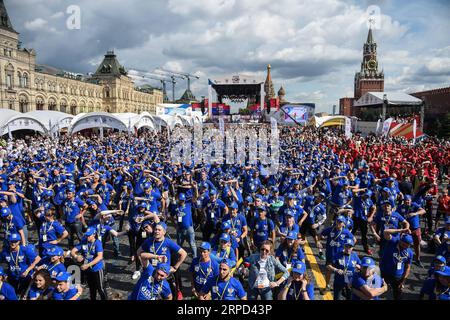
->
<box><xmin>368</xmin><ymin>59</ymin><xmax>377</xmax><ymax>70</ymax></box>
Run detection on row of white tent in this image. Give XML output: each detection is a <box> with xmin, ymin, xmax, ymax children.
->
<box><xmin>0</xmin><ymin>109</ymin><xmax>205</xmax><ymax>136</ymax></box>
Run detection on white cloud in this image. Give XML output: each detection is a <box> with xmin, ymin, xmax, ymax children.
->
<box><xmin>24</xmin><ymin>18</ymin><xmax>48</xmax><ymax>30</ymax></box>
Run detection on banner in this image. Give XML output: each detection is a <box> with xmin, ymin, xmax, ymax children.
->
<box><xmin>375</xmin><ymin>119</ymin><xmax>381</xmax><ymax>136</ymax></box>
<box><xmin>412</xmin><ymin>119</ymin><xmax>417</xmax><ymax>144</ymax></box>
<box><xmin>219</xmin><ymin>117</ymin><xmax>224</xmax><ymax>136</ymax></box>
<box><xmin>382</xmin><ymin>118</ymin><xmax>393</xmax><ymax>137</ymax></box>
<box><xmin>345</xmin><ymin>117</ymin><xmax>352</xmax><ymax>138</ymax></box>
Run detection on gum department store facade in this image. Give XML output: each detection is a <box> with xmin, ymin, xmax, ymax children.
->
<box><xmin>0</xmin><ymin>1</ymin><xmax>163</xmax><ymax>115</ymax></box>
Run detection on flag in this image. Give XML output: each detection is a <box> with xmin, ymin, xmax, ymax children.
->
<box><xmin>375</xmin><ymin>119</ymin><xmax>381</xmax><ymax>136</ymax></box>
<box><xmin>382</xmin><ymin>118</ymin><xmax>393</xmax><ymax>137</ymax></box>
<box><xmin>412</xmin><ymin>119</ymin><xmax>417</xmax><ymax>144</ymax></box>
<box><xmin>345</xmin><ymin>117</ymin><xmax>352</xmax><ymax>138</ymax></box>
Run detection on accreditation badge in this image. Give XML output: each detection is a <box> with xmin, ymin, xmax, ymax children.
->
<box><xmin>142</xmin><ymin>231</ymin><xmax>147</xmax><ymax>239</ymax></box>
<box><xmin>42</xmin><ymin>234</ymin><xmax>47</xmax><ymax>242</ymax></box>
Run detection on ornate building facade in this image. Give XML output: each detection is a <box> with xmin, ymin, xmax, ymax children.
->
<box><xmin>0</xmin><ymin>1</ymin><xmax>162</xmax><ymax>115</ymax></box>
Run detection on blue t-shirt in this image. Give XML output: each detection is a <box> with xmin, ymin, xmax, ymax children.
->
<box><xmin>275</xmin><ymin>245</ymin><xmax>306</xmax><ymax>266</ymax></box>
<box><xmin>203</xmin><ymin>199</ymin><xmax>226</xmax><ymax>223</ymax></box>
<box><xmin>189</xmin><ymin>258</ymin><xmax>220</xmax><ymax>292</ymax></box>
<box><xmin>374</xmin><ymin>211</ymin><xmax>406</xmax><ymax>236</ymax></box>
<box><xmin>397</xmin><ymin>203</ymin><xmax>422</xmax><ymax>230</ymax></box>
<box><xmin>171</xmin><ymin>203</ymin><xmax>193</xmax><ymax>229</ymax></box>
<box><xmin>129</xmin><ymin>265</ymin><xmax>172</xmax><ymax>300</ymax></box>
<box><xmin>351</xmin><ymin>272</ymin><xmax>383</xmax><ymax>300</ymax></box>
<box><xmin>353</xmin><ymin>196</ymin><xmax>374</xmax><ymax>221</ymax></box>
<box><xmin>0</xmin><ymin>281</ymin><xmax>17</xmax><ymax>300</ymax></box>
<box><xmin>2</xmin><ymin>213</ymin><xmax>24</xmax><ymax>239</ymax></box>
<box><xmin>332</xmin><ymin>252</ymin><xmax>361</xmax><ymax>288</ymax></box>
<box><xmin>37</xmin><ymin>258</ymin><xmax>67</xmax><ymax>279</ymax></box>
<box><xmin>75</xmin><ymin>239</ymin><xmax>104</xmax><ymax>272</ymax></box>
<box><xmin>28</xmin><ymin>285</ymin><xmax>54</xmax><ymax>300</ymax></box>
<box><xmin>321</xmin><ymin>227</ymin><xmax>354</xmax><ymax>261</ymax></box>
<box><xmin>222</xmin><ymin>213</ymin><xmax>247</xmax><ymax>238</ymax></box>
<box><xmin>63</xmin><ymin>199</ymin><xmax>81</xmax><ymax>224</ymax></box>
<box><xmin>1</xmin><ymin>245</ymin><xmax>37</xmax><ymax>280</ymax></box>
<box><xmin>52</xmin><ymin>286</ymin><xmax>79</xmax><ymax>300</ymax></box>
<box><xmin>250</xmin><ymin>218</ymin><xmax>275</xmax><ymax>245</ymax></box>
<box><xmin>39</xmin><ymin>218</ymin><xmax>66</xmax><ymax>247</ymax></box>
<box><xmin>380</xmin><ymin>238</ymin><xmax>413</xmax><ymax>279</ymax></box>
<box><xmin>285</xmin><ymin>282</ymin><xmax>314</xmax><ymax>300</ymax></box>
<box><xmin>421</xmin><ymin>278</ymin><xmax>450</xmax><ymax>300</ymax></box>
<box><xmin>141</xmin><ymin>237</ymin><xmax>181</xmax><ymax>266</ymax></box>
<box><xmin>201</xmin><ymin>276</ymin><xmax>247</xmax><ymax>300</ymax></box>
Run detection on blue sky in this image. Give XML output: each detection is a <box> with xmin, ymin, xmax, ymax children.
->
<box><xmin>6</xmin><ymin>0</ymin><xmax>450</xmax><ymax>113</ymax></box>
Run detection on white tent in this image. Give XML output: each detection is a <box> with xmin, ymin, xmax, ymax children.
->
<box><xmin>69</xmin><ymin>112</ymin><xmax>128</xmax><ymax>134</ymax></box>
<box><xmin>25</xmin><ymin>110</ymin><xmax>74</xmax><ymax>134</ymax></box>
<box><xmin>0</xmin><ymin>108</ymin><xmax>48</xmax><ymax>135</ymax></box>
<box><xmin>354</xmin><ymin>92</ymin><xmax>423</xmax><ymax>107</ymax></box>
<box><xmin>113</xmin><ymin>112</ymin><xmax>156</xmax><ymax>131</ymax></box>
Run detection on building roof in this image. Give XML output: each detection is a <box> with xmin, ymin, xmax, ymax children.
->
<box><xmin>354</xmin><ymin>92</ymin><xmax>423</xmax><ymax>107</ymax></box>
<box><xmin>0</xmin><ymin>0</ymin><xmax>17</xmax><ymax>34</ymax></box>
<box><xmin>93</xmin><ymin>51</ymin><xmax>127</xmax><ymax>77</ymax></box>
<box><xmin>179</xmin><ymin>89</ymin><xmax>196</xmax><ymax>101</ymax></box>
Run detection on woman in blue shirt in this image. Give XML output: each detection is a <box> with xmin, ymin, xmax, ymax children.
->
<box><xmin>0</xmin><ymin>266</ymin><xmax>17</xmax><ymax>300</ymax></box>
<box><xmin>26</xmin><ymin>269</ymin><xmax>54</xmax><ymax>300</ymax></box>
<box><xmin>420</xmin><ymin>266</ymin><xmax>450</xmax><ymax>300</ymax></box>
<box><xmin>278</xmin><ymin>260</ymin><xmax>314</xmax><ymax>300</ymax></box>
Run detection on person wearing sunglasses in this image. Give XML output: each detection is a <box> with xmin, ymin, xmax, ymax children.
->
<box><xmin>246</xmin><ymin>240</ymin><xmax>289</xmax><ymax>300</ymax></box>
<box><xmin>198</xmin><ymin>258</ymin><xmax>247</xmax><ymax>300</ymax></box>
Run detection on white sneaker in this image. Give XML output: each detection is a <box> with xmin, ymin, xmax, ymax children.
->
<box><xmin>132</xmin><ymin>271</ymin><xmax>141</xmax><ymax>280</ymax></box>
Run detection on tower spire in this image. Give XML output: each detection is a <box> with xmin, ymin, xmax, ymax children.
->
<box><xmin>366</xmin><ymin>26</ymin><xmax>374</xmax><ymax>44</ymax></box>
<box><xmin>0</xmin><ymin>0</ymin><xmax>17</xmax><ymax>34</ymax></box>
<box><xmin>264</xmin><ymin>64</ymin><xmax>275</xmax><ymax>99</ymax></box>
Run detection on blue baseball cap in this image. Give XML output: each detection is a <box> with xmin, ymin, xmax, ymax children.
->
<box><xmin>382</xmin><ymin>187</ymin><xmax>390</xmax><ymax>193</ymax></box>
<box><xmin>0</xmin><ymin>195</ymin><xmax>8</xmax><ymax>202</ymax></box>
<box><xmin>445</xmin><ymin>217</ymin><xmax>450</xmax><ymax>224</ymax></box>
<box><xmin>141</xmin><ymin>219</ymin><xmax>152</xmax><ymax>228</ymax></box>
<box><xmin>0</xmin><ymin>266</ymin><xmax>6</xmax><ymax>276</ymax></box>
<box><xmin>156</xmin><ymin>263</ymin><xmax>171</xmax><ymax>275</ymax></box>
<box><xmin>143</xmin><ymin>182</ymin><xmax>152</xmax><ymax>189</ymax></box>
<box><xmin>137</xmin><ymin>202</ymin><xmax>147</xmax><ymax>210</ymax></box>
<box><xmin>199</xmin><ymin>242</ymin><xmax>211</xmax><ymax>251</ymax></box>
<box><xmin>286</xmin><ymin>231</ymin><xmax>297</xmax><ymax>240</ymax></box>
<box><xmin>221</xmin><ymin>220</ymin><xmax>231</xmax><ymax>230</ymax></box>
<box><xmin>363</xmin><ymin>190</ymin><xmax>373</xmax><ymax>197</ymax></box>
<box><xmin>229</xmin><ymin>202</ymin><xmax>238</xmax><ymax>210</ymax></box>
<box><xmin>361</xmin><ymin>257</ymin><xmax>375</xmax><ymax>268</ymax></box>
<box><xmin>209</xmin><ymin>189</ymin><xmax>217</xmax><ymax>196</ymax></box>
<box><xmin>336</xmin><ymin>215</ymin><xmax>347</xmax><ymax>223</ymax></box>
<box><xmin>287</xmin><ymin>193</ymin><xmax>295</xmax><ymax>199</ymax></box>
<box><xmin>245</xmin><ymin>196</ymin><xmax>253</xmax><ymax>203</ymax></box>
<box><xmin>84</xmin><ymin>227</ymin><xmax>96</xmax><ymax>237</ymax></box>
<box><xmin>178</xmin><ymin>193</ymin><xmax>186</xmax><ymax>201</ymax></box>
<box><xmin>435</xmin><ymin>266</ymin><xmax>450</xmax><ymax>277</ymax></box>
<box><xmin>285</xmin><ymin>210</ymin><xmax>295</xmax><ymax>217</ymax></box>
<box><xmin>220</xmin><ymin>233</ymin><xmax>230</xmax><ymax>242</ymax></box>
<box><xmin>8</xmin><ymin>233</ymin><xmax>21</xmax><ymax>242</ymax></box>
<box><xmin>292</xmin><ymin>260</ymin><xmax>306</xmax><ymax>274</ymax></box>
<box><xmin>55</xmin><ymin>272</ymin><xmax>71</xmax><ymax>282</ymax></box>
<box><xmin>271</xmin><ymin>186</ymin><xmax>279</xmax><ymax>193</ymax></box>
<box><xmin>400</xmin><ymin>234</ymin><xmax>413</xmax><ymax>245</ymax></box>
<box><xmin>156</xmin><ymin>221</ymin><xmax>167</xmax><ymax>231</ymax></box>
<box><xmin>434</xmin><ymin>255</ymin><xmax>446</xmax><ymax>264</ymax></box>
<box><xmin>382</xmin><ymin>200</ymin><xmax>392</xmax><ymax>206</ymax></box>
<box><xmin>47</xmin><ymin>246</ymin><xmax>64</xmax><ymax>257</ymax></box>
<box><xmin>220</xmin><ymin>258</ymin><xmax>235</xmax><ymax>268</ymax></box>
<box><xmin>342</xmin><ymin>180</ymin><xmax>349</xmax><ymax>186</ymax></box>
<box><xmin>1</xmin><ymin>207</ymin><xmax>11</xmax><ymax>217</ymax></box>
<box><xmin>293</xmin><ymin>180</ymin><xmax>300</xmax><ymax>185</ymax></box>
<box><xmin>404</xmin><ymin>195</ymin><xmax>412</xmax><ymax>201</ymax></box>
<box><xmin>317</xmin><ymin>192</ymin><xmax>326</xmax><ymax>198</ymax></box>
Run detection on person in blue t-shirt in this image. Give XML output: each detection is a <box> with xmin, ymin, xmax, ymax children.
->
<box><xmin>328</xmin><ymin>238</ymin><xmax>361</xmax><ymax>300</ymax></box>
<box><xmin>0</xmin><ymin>233</ymin><xmax>41</xmax><ymax>298</ymax></box>
<box><xmin>189</xmin><ymin>242</ymin><xmax>220</xmax><ymax>298</ymax></box>
<box><xmin>222</xmin><ymin>202</ymin><xmax>248</xmax><ymax>258</ymax></box>
<box><xmin>275</xmin><ymin>231</ymin><xmax>306</xmax><ymax>268</ymax></box>
<box><xmin>199</xmin><ymin>258</ymin><xmax>247</xmax><ymax>300</ymax></box>
<box><xmin>380</xmin><ymin>232</ymin><xmax>414</xmax><ymax>300</ymax></box>
<box><xmin>211</xmin><ymin>233</ymin><xmax>237</xmax><ymax>267</ymax></box>
<box><xmin>352</xmin><ymin>190</ymin><xmax>376</xmax><ymax>255</ymax></box>
<box><xmin>63</xmin><ymin>187</ymin><xmax>84</xmax><ymax>248</ymax></box>
<box><xmin>278</xmin><ymin>260</ymin><xmax>314</xmax><ymax>300</ymax></box>
<box><xmin>70</xmin><ymin>227</ymin><xmax>107</xmax><ymax>300</ymax></box>
<box><xmin>420</xmin><ymin>266</ymin><xmax>450</xmax><ymax>300</ymax></box>
<box><xmin>35</xmin><ymin>246</ymin><xmax>66</xmax><ymax>279</ymax></box>
<box><xmin>129</xmin><ymin>263</ymin><xmax>173</xmax><ymax>300</ymax></box>
<box><xmin>249</xmin><ymin>207</ymin><xmax>275</xmax><ymax>249</ymax></box>
<box><xmin>34</xmin><ymin>207</ymin><xmax>68</xmax><ymax>255</ymax></box>
<box><xmin>171</xmin><ymin>193</ymin><xmax>197</xmax><ymax>259</ymax></box>
<box><xmin>1</xmin><ymin>206</ymin><xmax>26</xmax><ymax>246</ymax></box>
<box><xmin>320</xmin><ymin>215</ymin><xmax>355</xmax><ymax>294</ymax></box>
<box><xmin>201</xmin><ymin>189</ymin><xmax>226</xmax><ymax>241</ymax></box>
<box><xmin>397</xmin><ymin>195</ymin><xmax>426</xmax><ymax>267</ymax></box>
<box><xmin>52</xmin><ymin>272</ymin><xmax>82</xmax><ymax>300</ymax></box>
<box><xmin>351</xmin><ymin>257</ymin><xmax>387</xmax><ymax>300</ymax></box>
<box><xmin>26</xmin><ymin>269</ymin><xmax>55</xmax><ymax>300</ymax></box>
<box><xmin>138</xmin><ymin>222</ymin><xmax>188</xmax><ymax>300</ymax></box>
<box><xmin>0</xmin><ymin>266</ymin><xmax>17</xmax><ymax>300</ymax></box>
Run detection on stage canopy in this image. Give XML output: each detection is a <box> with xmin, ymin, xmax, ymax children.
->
<box><xmin>0</xmin><ymin>108</ymin><xmax>49</xmax><ymax>135</ymax></box>
<box><xmin>69</xmin><ymin>112</ymin><xmax>130</xmax><ymax>134</ymax></box>
<box><xmin>354</xmin><ymin>92</ymin><xmax>423</xmax><ymax>107</ymax></box>
<box><xmin>309</xmin><ymin>115</ymin><xmax>349</xmax><ymax>128</ymax></box>
<box><xmin>25</xmin><ymin>110</ymin><xmax>74</xmax><ymax>134</ymax></box>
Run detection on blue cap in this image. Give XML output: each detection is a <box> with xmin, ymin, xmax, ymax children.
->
<box><xmin>0</xmin><ymin>266</ymin><xmax>6</xmax><ymax>276</ymax></box>
<box><xmin>342</xmin><ymin>180</ymin><xmax>349</xmax><ymax>186</ymax></box>
<box><xmin>0</xmin><ymin>195</ymin><xmax>8</xmax><ymax>202</ymax></box>
<box><xmin>245</xmin><ymin>196</ymin><xmax>253</xmax><ymax>203</ymax></box>
<box><xmin>178</xmin><ymin>193</ymin><xmax>186</xmax><ymax>201</ymax></box>
<box><xmin>361</xmin><ymin>257</ymin><xmax>376</xmax><ymax>268</ymax></box>
<box><xmin>344</xmin><ymin>238</ymin><xmax>355</xmax><ymax>247</ymax></box>
<box><xmin>66</xmin><ymin>187</ymin><xmax>75</xmax><ymax>193</ymax></box>
<box><xmin>400</xmin><ymin>234</ymin><xmax>413</xmax><ymax>245</ymax></box>
<box><xmin>8</xmin><ymin>233</ymin><xmax>21</xmax><ymax>242</ymax></box>
<box><xmin>388</xmin><ymin>177</ymin><xmax>395</xmax><ymax>182</ymax></box>
<box><xmin>141</xmin><ymin>219</ymin><xmax>152</xmax><ymax>228</ymax></box>
<box><xmin>220</xmin><ymin>233</ymin><xmax>230</xmax><ymax>242</ymax></box>
<box><xmin>124</xmin><ymin>182</ymin><xmax>133</xmax><ymax>189</ymax></box>
<box><xmin>137</xmin><ymin>202</ymin><xmax>147</xmax><ymax>210</ymax></box>
<box><xmin>382</xmin><ymin>187</ymin><xmax>390</xmax><ymax>193</ymax></box>
<box><xmin>1</xmin><ymin>207</ymin><xmax>11</xmax><ymax>217</ymax></box>
<box><xmin>100</xmin><ymin>174</ymin><xmax>107</xmax><ymax>180</ymax></box>
<box><xmin>364</xmin><ymin>190</ymin><xmax>373</xmax><ymax>197</ymax></box>
<box><xmin>287</xmin><ymin>193</ymin><xmax>295</xmax><ymax>199</ymax></box>
<box><xmin>445</xmin><ymin>216</ymin><xmax>450</xmax><ymax>224</ymax></box>
<box><xmin>46</xmin><ymin>246</ymin><xmax>64</xmax><ymax>257</ymax></box>
<box><xmin>317</xmin><ymin>192</ymin><xmax>326</xmax><ymax>198</ymax></box>
<box><xmin>55</xmin><ymin>272</ymin><xmax>71</xmax><ymax>282</ymax></box>
<box><xmin>404</xmin><ymin>195</ymin><xmax>412</xmax><ymax>201</ymax></box>
<box><xmin>435</xmin><ymin>266</ymin><xmax>450</xmax><ymax>277</ymax></box>
<box><xmin>285</xmin><ymin>210</ymin><xmax>295</xmax><ymax>217</ymax></box>
<box><xmin>156</xmin><ymin>263</ymin><xmax>171</xmax><ymax>275</ymax></box>
<box><xmin>156</xmin><ymin>221</ymin><xmax>167</xmax><ymax>231</ymax></box>
<box><xmin>143</xmin><ymin>182</ymin><xmax>152</xmax><ymax>189</ymax></box>
<box><xmin>209</xmin><ymin>189</ymin><xmax>217</xmax><ymax>196</ymax></box>
<box><xmin>286</xmin><ymin>231</ymin><xmax>297</xmax><ymax>240</ymax></box>
<box><xmin>220</xmin><ymin>258</ymin><xmax>234</xmax><ymax>268</ymax></box>
<box><xmin>272</xmin><ymin>186</ymin><xmax>279</xmax><ymax>193</ymax></box>
<box><xmin>199</xmin><ymin>242</ymin><xmax>211</xmax><ymax>251</ymax></box>
<box><xmin>292</xmin><ymin>260</ymin><xmax>306</xmax><ymax>274</ymax></box>
<box><xmin>382</xmin><ymin>200</ymin><xmax>392</xmax><ymax>206</ymax></box>
<box><xmin>84</xmin><ymin>227</ymin><xmax>96</xmax><ymax>237</ymax></box>
<box><xmin>221</xmin><ymin>220</ymin><xmax>231</xmax><ymax>230</ymax></box>
<box><xmin>229</xmin><ymin>202</ymin><xmax>238</xmax><ymax>210</ymax></box>
<box><xmin>257</xmin><ymin>206</ymin><xmax>267</xmax><ymax>212</ymax></box>
<box><xmin>336</xmin><ymin>215</ymin><xmax>346</xmax><ymax>223</ymax></box>
<box><xmin>293</xmin><ymin>180</ymin><xmax>300</xmax><ymax>185</ymax></box>
<box><xmin>86</xmin><ymin>199</ymin><xmax>96</xmax><ymax>206</ymax></box>
<box><xmin>434</xmin><ymin>255</ymin><xmax>446</xmax><ymax>264</ymax></box>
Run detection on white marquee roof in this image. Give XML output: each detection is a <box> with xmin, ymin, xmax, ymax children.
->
<box><xmin>354</xmin><ymin>92</ymin><xmax>423</xmax><ymax>107</ymax></box>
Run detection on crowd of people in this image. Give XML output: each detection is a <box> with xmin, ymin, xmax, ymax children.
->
<box><xmin>0</xmin><ymin>125</ymin><xmax>449</xmax><ymax>301</ymax></box>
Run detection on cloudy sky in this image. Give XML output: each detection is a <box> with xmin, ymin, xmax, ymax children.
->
<box><xmin>6</xmin><ymin>0</ymin><xmax>450</xmax><ymax>113</ymax></box>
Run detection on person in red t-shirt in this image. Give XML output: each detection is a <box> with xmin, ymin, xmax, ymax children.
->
<box><xmin>436</xmin><ymin>188</ymin><xmax>449</xmax><ymax>230</ymax></box>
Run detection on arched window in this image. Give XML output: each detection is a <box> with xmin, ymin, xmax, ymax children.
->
<box><xmin>36</xmin><ymin>96</ymin><xmax>44</xmax><ymax>111</ymax></box>
<box><xmin>5</xmin><ymin>63</ymin><xmax>14</xmax><ymax>89</ymax></box>
<box><xmin>48</xmin><ymin>98</ymin><xmax>57</xmax><ymax>111</ymax></box>
<box><xmin>60</xmin><ymin>100</ymin><xmax>67</xmax><ymax>113</ymax></box>
<box><xmin>17</xmin><ymin>71</ymin><xmax>22</xmax><ymax>87</ymax></box>
<box><xmin>23</xmin><ymin>73</ymin><xmax>29</xmax><ymax>87</ymax></box>
<box><xmin>19</xmin><ymin>95</ymin><xmax>29</xmax><ymax>112</ymax></box>
<box><xmin>70</xmin><ymin>101</ymin><xmax>77</xmax><ymax>115</ymax></box>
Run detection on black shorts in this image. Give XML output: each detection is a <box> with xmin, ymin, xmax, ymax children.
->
<box><xmin>300</xmin><ymin>221</ymin><xmax>320</xmax><ymax>237</ymax></box>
